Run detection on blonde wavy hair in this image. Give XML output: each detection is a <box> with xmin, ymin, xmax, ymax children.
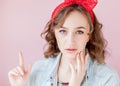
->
<box><xmin>41</xmin><ymin>4</ymin><xmax>107</xmax><ymax>63</ymax></box>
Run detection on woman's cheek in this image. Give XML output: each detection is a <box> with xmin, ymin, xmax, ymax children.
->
<box><xmin>78</xmin><ymin>40</ymin><xmax>88</xmax><ymax>51</ymax></box>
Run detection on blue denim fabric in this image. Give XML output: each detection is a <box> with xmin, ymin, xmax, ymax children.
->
<box><xmin>28</xmin><ymin>53</ymin><xmax>120</xmax><ymax>86</ymax></box>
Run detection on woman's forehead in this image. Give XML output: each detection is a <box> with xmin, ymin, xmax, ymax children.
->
<box><xmin>62</xmin><ymin>11</ymin><xmax>90</xmax><ymax>30</ymax></box>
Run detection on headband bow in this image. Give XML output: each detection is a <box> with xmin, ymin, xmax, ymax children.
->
<box><xmin>51</xmin><ymin>0</ymin><xmax>98</xmax><ymax>23</ymax></box>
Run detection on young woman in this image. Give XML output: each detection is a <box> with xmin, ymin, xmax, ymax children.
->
<box><xmin>8</xmin><ymin>0</ymin><xmax>120</xmax><ymax>86</ymax></box>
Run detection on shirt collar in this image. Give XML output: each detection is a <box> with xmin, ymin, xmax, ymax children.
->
<box><xmin>46</xmin><ymin>52</ymin><xmax>94</xmax><ymax>81</ymax></box>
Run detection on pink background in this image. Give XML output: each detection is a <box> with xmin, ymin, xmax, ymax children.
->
<box><xmin>0</xmin><ymin>0</ymin><xmax>120</xmax><ymax>85</ymax></box>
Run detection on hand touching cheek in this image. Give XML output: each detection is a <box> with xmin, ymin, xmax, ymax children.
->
<box><xmin>69</xmin><ymin>51</ymin><xmax>88</xmax><ymax>86</ymax></box>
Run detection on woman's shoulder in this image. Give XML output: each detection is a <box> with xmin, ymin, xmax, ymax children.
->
<box><xmin>93</xmin><ymin>61</ymin><xmax>120</xmax><ymax>85</ymax></box>
<box><xmin>31</xmin><ymin>59</ymin><xmax>49</xmax><ymax>72</ymax></box>
<box><xmin>28</xmin><ymin>56</ymin><xmax>59</xmax><ymax>85</ymax></box>
<box><xmin>31</xmin><ymin>58</ymin><xmax>54</xmax><ymax>72</ymax></box>
<box><xmin>95</xmin><ymin>62</ymin><xmax>119</xmax><ymax>76</ymax></box>
<box><xmin>31</xmin><ymin>54</ymin><xmax>59</xmax><ymax>73</ymax></box>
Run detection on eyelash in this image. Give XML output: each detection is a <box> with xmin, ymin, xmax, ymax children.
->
<box><xmin>59</xmin><ymin>30</ymin><xmax>84</xmax><ymax>34</ymax></box>
<box><xmin>59</xmin><ymin>30</ymin><xmax>66</xmax><ymax>33</ymax></box>
<box><xmin>76</xmin><ymin>30</ymin><xmax>84</xmax><ymax>34</ymax></box>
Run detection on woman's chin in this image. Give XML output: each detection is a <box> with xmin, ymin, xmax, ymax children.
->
<box><xmin>63</xmin><ymin>52</ymin><xmax>77</xmax><ymax>58</ymax></box>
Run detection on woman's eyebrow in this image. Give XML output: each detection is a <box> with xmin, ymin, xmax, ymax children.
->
<box><xmin>75</xmin><ymin>26</ymin><xmax>87</xmax><ymax>30</ymax></box>
<box><xmin>61</xmin><ymin>26</ymin><xmax>87</xmax><ymax>29</ymax></box>
<box><xmin>60</xmin><ymin>26</ymin><xmax>67</xmax><ymax>29</ymax></box>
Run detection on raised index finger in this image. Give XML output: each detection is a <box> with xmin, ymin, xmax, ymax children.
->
<box><xmin>19</xmin><ymin>51</ymin><xmax>25</xmax><ymax>70</ymax></box>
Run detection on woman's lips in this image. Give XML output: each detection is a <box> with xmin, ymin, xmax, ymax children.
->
<box><xmin>65</xmin><ymin>48</ymin><xmax>77</xmax><ymax>53</ymax></box>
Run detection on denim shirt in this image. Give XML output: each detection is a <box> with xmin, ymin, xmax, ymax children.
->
<box><xmin>28</xmin><ymin>53</ymin><xmax>120</xmax><ymax>86</ymax></box>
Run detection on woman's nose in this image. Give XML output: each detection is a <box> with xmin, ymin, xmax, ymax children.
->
<box><xmin>66</xmin><ymin>33</ymin><xmax>75</xmax><ymax>43</ymax></box>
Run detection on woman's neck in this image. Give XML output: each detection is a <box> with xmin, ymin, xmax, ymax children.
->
<box><xmin>59</xmin><ymin>54</ymin><xmax>76</xmax><ymax>70</ymax></box>
<box><xmin>57</xmin><ymin>54</ymin><xmax>77</xmax><ymax>82</ymax></box>
<box><xmin>57</xmin><ymin>51</ymin><xmax>86</xmax><ymax>82</ymax></box>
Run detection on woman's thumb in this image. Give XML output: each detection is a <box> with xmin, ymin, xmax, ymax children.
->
<box><xmin>26</xmin><ymin>64</ymin><xmax>32</xmax><ymax>76</ymax></box>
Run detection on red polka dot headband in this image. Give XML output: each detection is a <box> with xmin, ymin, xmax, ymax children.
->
<box><xmin>51</xmin><ymin>0</ymin><xmax>98</xmax><ymax>23</ymax></box>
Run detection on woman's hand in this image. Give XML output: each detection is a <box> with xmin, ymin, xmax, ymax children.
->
<box><xmin>69</xmin><ymin>51</ymin><xmax>88</xmax><ymax>86</ymax></box>
<box><xmin>8</xmin><ymin>51</ymin><xmax>32</xmax><ymax>86</ymax></box>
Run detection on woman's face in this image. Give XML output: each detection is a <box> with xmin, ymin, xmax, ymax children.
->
<box><xmin>55</xmin><ymin>11</ymin><xmax>90</xmax><ymax>57</ymax></box>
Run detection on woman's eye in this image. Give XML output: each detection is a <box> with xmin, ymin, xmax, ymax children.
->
<box><xmin>76</xmin><ymin>31</ymin><xmax>84</xmax><ymax>34</ymax></box>
<box><xmin>59</xmin><ymin>30</ymin><xmax>66</xmax><ymax>34</ymax></box>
